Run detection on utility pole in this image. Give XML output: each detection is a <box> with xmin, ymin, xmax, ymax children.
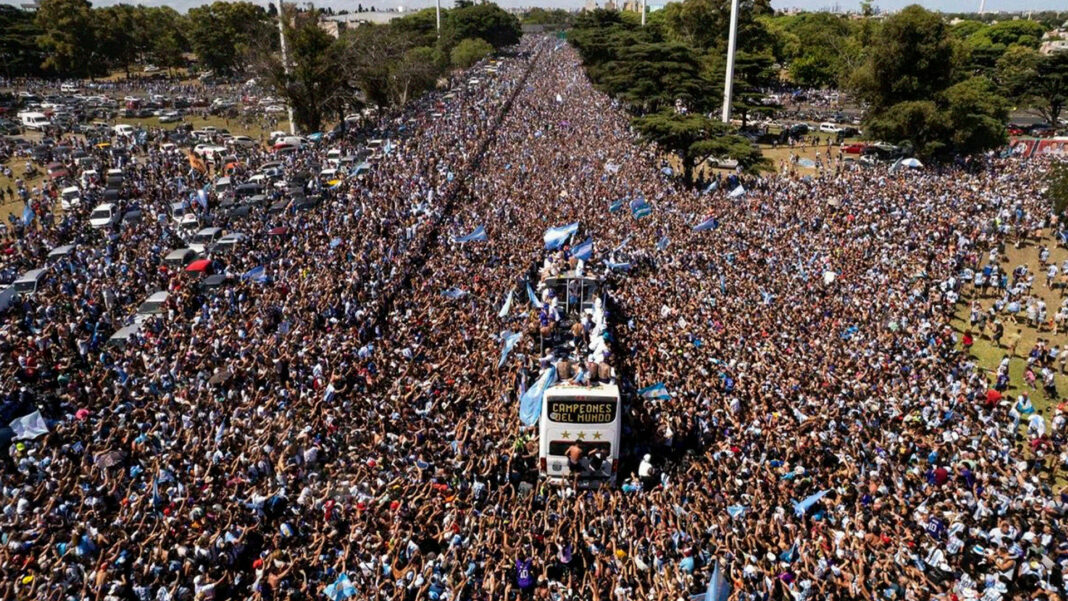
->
<box><xmin>720</xmin><ymin>0</ymin><xmax>739</xmax><ymax>123</ymax></box>
<box><xmin>436</xmin><ymin>0</ymin><xmax>441</xmax><ymax>37</ymax></box>
<box><xmin>641</xmin><ymin>0</ymin><xmax>646</xmax><ymax>26</ymax></box>
<box><xmin>276</xmin><ymin>0</ymin><xmax>296</xmax><ymax>135</ymax></box>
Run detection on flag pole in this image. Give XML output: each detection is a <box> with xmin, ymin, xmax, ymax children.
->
<box><xmin>276</xmin><ymin>0</ymin><xmax>296</xmax><ymax>135</ymax></box>
<box><xmin>720</xmin><ymin>0</ymin><xmax>739</xmax><ymax>124</ymax></box>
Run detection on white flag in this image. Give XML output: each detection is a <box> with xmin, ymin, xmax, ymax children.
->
<box><xmin>10</xmin><ymin>410</ymin><xmax>48</xmax><ymax>440</ymax></box>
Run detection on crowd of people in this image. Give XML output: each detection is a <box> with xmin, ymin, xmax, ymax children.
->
<box><xmin>0</xmin><ymin>34</ymin><xmax>1066</xmax><ymax>601</ymax></box>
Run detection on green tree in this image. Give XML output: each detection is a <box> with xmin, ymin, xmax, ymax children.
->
<box><xmin>35</xmin><ymin>0</ymin><xmax>101</xmax><ymax>77</ymax></box>
<box><xmin>660</xmin><ymin>0</ymin><xmax>773</xmax><ymax>55</ymax></box>
<box><xmin>257</xmin><ymin>10</ymin><xmax>347</xmax><ymax>132</ymax></box>
<box><xmin>864</xmin><ymin>100</ymin><xmax>948</xmax><ymax>158</ymax></box>
<box><xmin>341</xmin><ymin>24</ymin><xmax>414</xmax><ymax>108</ymax></box>
<box><xmin>632</xmin><ymin>111</ymin><xmax>765</xmax><ymax>186</ymax></box>
<box><xmin>393</xmin><ymin>46</ymin><xmax>443</xmax><ymax>104</ymax></box>
<box><xmin>441</xmin><ymin>3</ymin><xmax>520</xmax><ymax>51</ymax></box>
<box><xmin>0</xmin><ymin>5</ymin><xmax>45</xmax><ymax>78</ymax></box>
<box><xmin>187</xmin><ymin>1</ymin><xmax>271</xmax><ymax>75</ymax></box>
<box><xmin>941</xmin><ymin>76</ymin><xmax>1008</xmax><ymax>156</ymax></box>
<box><xmin>391</xmin><ymin>7</ymin><xmax>441</xmax><ymax>48</ymax></box>
<box><xmin>851</xmin><ymin>5</ymin><xmax>956</xmax><ymax>112</ymax></box>
<box><xmin>864</xmin><ymin>77</ymin><xmax>1007</xmax><ymax>159</ymax></box>
<box><xmin>95</xmin><ymin>4</ymin><xmax>139</xmax><ymax>76</ymax></box>
<box><xmin>705</xmin><ymin>51</ymin><xmax>778</xmax><ymax>126</ymax></box>
<box><xmin>1049</xmin><ymin>161</ymin><xmax>1068</xmax><ymax>216</ymax></box>
<box><xmin>1027</xmin><ymin>52</ymin><xmax>1068</xmax><ymax>128</ymax></box>
<box><xmin>596</xmin><ymin>41</ymin><xmax>714</xmax><ymax>114</ymax></box>
<box><xmin>450</xmin><ymin>37</ymin><xmax>494</xmax><ymax>68</ymax></box>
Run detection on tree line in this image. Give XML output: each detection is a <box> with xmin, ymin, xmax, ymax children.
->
<box><xmin>568</xmin><ymin>1</ymin><xmax>1068</xmax><ymax>185</ymax></box>
<box><xmin>0</xmin><ymin>0</ymin><xmax>522</xmax><ymax>134</ymax></box>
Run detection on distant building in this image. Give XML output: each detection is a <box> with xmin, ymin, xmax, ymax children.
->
<box><xmin>583</xmin><ymin>0</ymin><xmax>597</xmax><ymax>11</ymax></box>
<box><xmin>323</xmin><ymin>9</ymin><xmax>409</xmax><ymax>31</ymax></box>
<box><xmin>1040</xmin><ymin>29</ymin><xmax>1068</xmax><ymax>55</ymax></box>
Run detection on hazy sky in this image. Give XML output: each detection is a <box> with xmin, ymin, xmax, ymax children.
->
<box><xmin>2</xmin><ymin>0</ymin><xmax>1063</xmax><ymax>16</ymax></box>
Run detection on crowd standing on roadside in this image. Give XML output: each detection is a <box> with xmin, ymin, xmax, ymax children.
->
<box><xmin>0</xmin><ymin>36</ymin><xmax>1066</xmax><ymax>601</ymax></box>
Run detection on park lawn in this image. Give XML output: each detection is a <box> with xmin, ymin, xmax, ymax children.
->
<box><xmin>0</xmin><ymin>158</ymin><xmax>48</xmax><ymax>220</ymax></box>
<box><xmin>947</xmin><ymin>231</ymin><xmax>1067</xmax><ymax>480</ymax></box>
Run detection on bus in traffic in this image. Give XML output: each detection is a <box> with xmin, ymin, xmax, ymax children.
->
<box><xmin>535</xmin><ymin>269</ymin><xmax>622</xmax><ymax>486</ymax></box>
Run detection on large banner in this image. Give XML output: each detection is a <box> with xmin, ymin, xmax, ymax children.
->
<box><xmin>1007</xmin><ymin>137</ymin><xmax>1068</xmax><ymax>159</ymax></box>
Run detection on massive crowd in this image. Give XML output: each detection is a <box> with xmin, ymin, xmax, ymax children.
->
<box><xmin>0</xmin><ymin>34</ymin><xmax>1066</xmax><ymax>601</ymax></box>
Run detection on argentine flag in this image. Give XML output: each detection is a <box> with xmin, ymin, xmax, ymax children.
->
<box><xmin>638</xmin><ymin>383</ymin><xmax>671</xmax><ymax>400</ymax></box>
<box><xmin>519</xmin><ymin>367</ymin><xmax>557</xmax><ymax>426</ymax></box>
<box><xmin>572</xmin><ymin>237</ymin><xmax>593</xmax><ymax>261</ymax></box>
<box><xmin>544</xmin><ymin>222</ymin><xmax>579</xmax><ymax>250</ymax></box>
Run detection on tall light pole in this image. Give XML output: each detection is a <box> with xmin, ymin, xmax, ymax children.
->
<box><xmin>978</xmin><ymin>0</ymin><xmax>985</xmax><ymax>14</ymax></box>
<box><xmin>720</xmin><ymin>0</ymin><xmax>739</xmax><ymax>123</ymax></box>
<box><xmin>436</xmin><ymin>0</ymin><xmax>441</xmax><ymax>37</ymax></box>
<box><xmin>276</xmin><ymin>0</ymin><xmax>296</xmax><ymax>135</ymax></box>
<box><xmin>641</xmin><ymin>0</ymin><xmax>646</xmax><ymax>26</ymax></box>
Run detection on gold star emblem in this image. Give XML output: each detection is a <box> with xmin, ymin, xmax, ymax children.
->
<box><xmin>592</xmin><ymin>432</ymin><xmax>602</xmax><ymax>440</ymax></box>
<box><xmin>562</xmin><ymin>431</ymin><xmax>571</xmax><ymax>439</ymax></box>
<box><xmin>576</xmin><ymin>432</ymin><xmax>586</xmax><ymax>440</ymax></box>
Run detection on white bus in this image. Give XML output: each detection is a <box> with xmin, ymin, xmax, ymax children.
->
<box><xmin>539</xmin><ymin>383</ymin><xmax>621</xmax><ymax>486</ymax></box>
<box><xmin>535</xmin><ymin>270</ymin><xmax>621</xmax><ymax>487</ymax></box>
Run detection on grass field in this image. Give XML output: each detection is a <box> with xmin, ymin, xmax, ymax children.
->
<box><xmin>947</xmin><ymin>231</ymin><xmax>1067</xmax><ymax>481</ymax></box>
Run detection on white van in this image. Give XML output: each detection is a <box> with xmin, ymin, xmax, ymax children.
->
<box><xmin>189</xmin><ymin>227</ymin><xmax>224</xmax><ymax>254</ymax></box>
<box><xmin>19</xmin><ymin>112</ymin><xmax>51</xmax><ymax>131</ymax></box>
<box><xmin>14</xmin><ymin>268</ymin><xmax>48</xmax><ymax>294</ymax></box>
<box><xmin>113</xmin><ymin>124</ymin><xmax>136</xmax><ymax>137</ymax></box>
<box><xmin>819</xmin><ymin>122</ymin><xmax>842</xmax><ymax>134</ymax></box>
<box><xmin>60</xmin><ymin>186</ymin><xmax>81</xmax><ymax>210</ymax></box>
<box><xmin>89</xmin><ymin>203</ymin><xmax>120</xmax><ymax>228</ymax></box>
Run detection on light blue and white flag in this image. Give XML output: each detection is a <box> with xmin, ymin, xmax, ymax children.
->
<box><xmin>544</xmin><ymin>222</ymin><xmax>579</xmax><ymax>250</ymax></box>
<box><xmin>703</xmin><ymin>180</ymin><xmax>719</xmax><ymax>194</ymax></box>
<box><xmin>196</xmin><ymin>187</ymin><xmax>209</xmax><ymax>210</ymax></box>
<box><xmin>631</xmin><ymin>197</ymin><xmax>651</xmax><ymax>219</ymax></box>
<box><xmin>10</xmin><ymin>410</ymin><xmax>48</xmax><ymax>440</ymax></box>
<box><xmin>323</xmin><ymin>573</ymin><xmax>357</xmax><ymax>601</ymax></box>
<box><xmin>241</xmin><ymin>266</ymin><xmax>268</xmax><ymax>283</ymax></box>
<box><xmin>605</xmin><ymin>259</ymin><xmax>632</xmax><ymax>271</ymax></box>
<box><xmin>21</xmin><ymin>205</ymin><xmax>34</xmax><ymax>226</ymax></box>
<box><xmin>498</xmin><ymin>290</ymin><xmax>513</xmax><ymax>318</ymax></box>
<box><xmin>442</xmin><ymin>287</ymin><xmax>467</xmax><ymax>299</ymax></box>
<box><xmin>657</xmin><ymin>236</ymin><xmax>670</xmax><ymax>251</ymax></box>
<box><xmin>572</xmin><ymin>237</ymin><xmax>593</xmax><ymax>261</ymax></box>
<box><xmin>728</xmin><ymin>185</ymin><xmax>746</xmax><ymax>199</ymax></box>
<box><xmin>519</xmin><ymin>367</ymin><xmax>557</xmax><ymax>426</ymax></box>
<box><xmin>497</xmin><ymin>331</ymin><xmax>522</xmax><ymax>368</ymax></box>
<box><xmin>693</xmin><ymin>215</ymin><xmax>719</xmax><ymax>232</ymax></box>
<box><xmin>792</xmin><ymin>489</ymin><xmax>831</xmax><ymax>517</ymax></box>
<box><xmin>453</xmin><ymin>225</ymin><xmax>487</xmax><ymax>243</ymax></box>
<box><xmin>727</xmin><ymin>505</ymin><xmax>747</xmax><ymax>519</ymax></box>
<box><xmin>526</xmin><ymin>281</ymin><xmax>543</xmax><ymax>309</ymax></box>
<box><xmin>705</xmin><ymin>560</ymin><xmax>730</xmax><ymax>601</ymax></box>
<box><xmin>638</xmin><ymin>383</ymin><xmax>671</xmax><ymax>400</ymax></box>
<box><xmin>609</xmin><ymin>199</ymin><xmax>625</xmax><ymax>213</ymax></box>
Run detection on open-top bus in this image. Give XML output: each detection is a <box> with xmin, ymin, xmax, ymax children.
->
<box><xmin>535</xmin><ymin>270</ymin><xmax>621</xmax><ymax>486</ymax></box>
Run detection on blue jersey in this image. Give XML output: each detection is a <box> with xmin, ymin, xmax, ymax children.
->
<box><xmin>516</xmin><ymin>558</ymin><xmax>533</xmax><ymax>588</ymax></box>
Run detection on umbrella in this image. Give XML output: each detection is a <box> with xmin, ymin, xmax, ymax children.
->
<box><xmin>900</xmin><ymin>157</ymin><xmax>923</xmax><ymax>168</ymax></box>
<box><xmin>185</xmin><ymin>259</ymin><xmax>211</xmax><ymax>272</ymax></box>
<box><xmin>208</xmin><ymin>370</ymin><xmax>233</xmax><ymax>385</ymax></box>
<box><xmin>94</xmin><ymin>450</ymin><xmax>126</xmax><ymax>468</ymax></box>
